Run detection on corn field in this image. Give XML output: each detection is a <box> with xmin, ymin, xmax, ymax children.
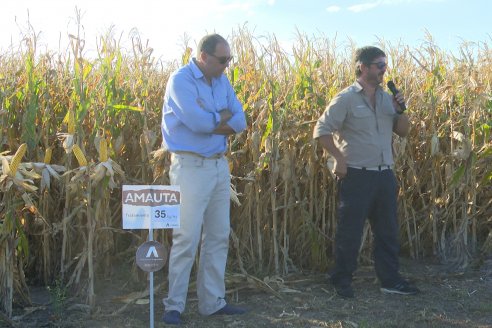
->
<box><xmin>0</xmin><ymin>24</ymin><xmax>491</xmax><ymax>318</ymax></box>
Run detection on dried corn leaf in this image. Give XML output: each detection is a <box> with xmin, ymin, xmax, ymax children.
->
<box><xmin>45</xmin><ymin>165</ymin><xmax>63</xmax><ymax>179</ymax></box>
<box><xmin>230</xmin><ymin>183</ymin><xmax>241</xmax><ymax>206</ymax></box>
<box><xmin>431</xmin><ymin>134</ymin><xmax>439</xmax><ymax>155</ymax></box>
<box><xmin>12</xmin><ymin>177</ymin><xmax>38</xmax><ymax>192</ymax></box>
<box><xmin>18</xmin><ymin>167</ymin><xmax>41</xmax><ymax>180</ymax></box>
<box><xmin>101</xmin><ymin>161</ymin><xmax>114</xmax><ymax>177</ymax></box>
<box><xmin>41</xmin><ymin>168</ymin><xmax>51</xmax><ymax>191</ymax></box>
<box><xmin>90</xmin><ymin>164</ymin><xmax>106</xmax><ymax>183</ymax></box>
<box><xmin>1</xmin><ymin>156</ymin><xmax>10</xmax><ymax>176</ymax></box>
<box><xmin>57</xmin><ymin>133</ymin><xmax>75</xmax><ymax>153</ymax></box>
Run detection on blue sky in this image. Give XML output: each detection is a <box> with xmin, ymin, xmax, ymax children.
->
<box><xmin>1</xmin><ymin>0</ymin><xmax>490</xmax><ymax>61</ymax></box>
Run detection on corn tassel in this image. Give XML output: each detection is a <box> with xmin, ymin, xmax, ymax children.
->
<box><xmin>99</xmin><ymin>138</ymin><xmax>108</xmax><ymax>162</ymax></box>
<box><xmin>72</xmin><ymin>144</ymin><xmax>88</xmax><ymax>167</ymax></box>
<box><xmin>44</xmin><ymin>147</ymin><xmax>53</xmax><ymax>164</ymax></box>
<box><xmin>9</xmin><ymin>143</ymin><xmax>27</xmax><ymax>176</ymax></box>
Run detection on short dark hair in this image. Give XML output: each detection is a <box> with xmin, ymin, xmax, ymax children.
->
<box><xmin>197</xmin><ymin>34</ymin><xmax>228</xmax><ymax>56</ymax></box>
<box><xmin>354</xmin><ymin>46</ymin><xmax>386</xmax><ymax>77</ymax></box>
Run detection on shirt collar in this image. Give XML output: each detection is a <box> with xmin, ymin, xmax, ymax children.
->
<box><xmin>353</xmin><ymin>80</ymin><xmax>364</xmax><ymax>92</ymax></box>
<box><xmin>353</xmin><ymin>80</ymin><xmax>384</xmax><ymax>94</ymax></box>
<box><xmin>189</xmin><ymin>58</ymin><xmax>205</xmax><ymax>79</ymax></box>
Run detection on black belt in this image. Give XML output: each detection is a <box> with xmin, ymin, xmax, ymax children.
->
<box><xmin>349</xmin><ymin>165</ymin><xmax>393</xmax><ymax>171</ymax></box>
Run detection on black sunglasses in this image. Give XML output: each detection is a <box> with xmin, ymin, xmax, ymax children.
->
<box><xmin>368</xmin><ymin>61</ymin><xmax>387</xmax><ymax>69</ymax></box>
<box><xmin>209</xmin><ymin>53</ymin><xmax>233</xmax><ymax>65</ymax></box>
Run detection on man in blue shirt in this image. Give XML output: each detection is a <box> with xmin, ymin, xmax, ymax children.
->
<box><xmin>161</xmin><ymin>34</ymin><xmax>247</xmax><ymax>325</ymax></box>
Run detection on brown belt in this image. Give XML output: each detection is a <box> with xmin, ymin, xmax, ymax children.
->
<box><xmin>174</xmin><ymin>151</ymin><xmax>224</xmax><ymax>159</ymax></box>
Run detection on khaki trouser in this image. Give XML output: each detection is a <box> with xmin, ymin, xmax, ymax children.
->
<box><xmin>163</xmin><ymin>152</ymin><xmax>230</xmax><ymax>315</ymax></box>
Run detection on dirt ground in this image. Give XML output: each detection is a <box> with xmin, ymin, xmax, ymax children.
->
<box><xmin>3</xmin><ymin>258</ymin><xmax>492</xmax><ymax>328</ymax></box>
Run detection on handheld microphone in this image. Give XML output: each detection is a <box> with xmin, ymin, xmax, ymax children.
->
<box><xmin>387</xmin><ymin>80</ymin><xmax>406</xmax><ymax>112</ymax></box>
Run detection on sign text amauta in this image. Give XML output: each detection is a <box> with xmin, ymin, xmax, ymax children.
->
<box><xmin>122</xmin><ymin>185</ymin><xmax>180</xmax><ymax>229</ymax></box>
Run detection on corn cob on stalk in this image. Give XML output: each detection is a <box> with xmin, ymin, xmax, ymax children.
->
<box><xmin>44</xmin><ymin>147</ymin><xmax>53</xmax><ymax>164</ymax></box>
<box><xmin>67</xmin><ymin>110</ymin><xmax>76</xmax><ymax>134</ymax></box>
<box><xmin>9</xmin><ymin>143</ymin><xmax>27</xmax><ymax>176</ymax></box>
<box><xmin>98</xmin><ymin>138</ymin><xmax>108</xmax><ymax>162</ymax></box>
<box><xmin>72</xmin><ymin>144</ymin><xmax>88</xmax><ymax>167</ymax></box>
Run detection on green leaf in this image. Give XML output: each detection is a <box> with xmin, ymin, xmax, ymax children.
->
<box><xmin>83</xmin><ymin>62</ymin><xmax>93</xmax><ymax>80</ymax></box>
<box><xmin>261</xmin><ymin>112</ymin><xmax>273</xmax><ymax>149</ymax></box>
<box><xmin>483</xmin><ymin>171</ymin><xmax>492</xmax><ymax>183</ymax></box>
<box><xmin>16</xmin><ymin>225</ymin><xmax>29</xmax><ymax>258</ymax></box>
<box><xmin>233</xmin><ymin>66</ymin><xmax>239</xmax><ymax>83</ymax></box>
<box><xmin>111</xmin><ymin>104</ymin><xmax>144</xmax><ymax>112</ymax></box>
<box><xmin>450</xmin><ymin>163</ymin><xmax>466</xmax><ymax>186</ymax></box>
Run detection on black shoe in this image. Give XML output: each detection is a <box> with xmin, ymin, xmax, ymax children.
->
<box><xmin>334</xmin><ymin>284</ymin><xmax>354</xmax><ymax>298</ymax></box>
<box><xmin>380</xmin><ymin>281</ymin><xmax>420</xmax><ymax>295</ymax></box>
<box><xmin>163</xmin><ymin>310</ymin><xmax>181</xmax><ymax>325</ymax></box>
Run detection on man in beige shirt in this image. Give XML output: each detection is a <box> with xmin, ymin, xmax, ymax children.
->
<box><xmin>313</xmin><ymin>46</ymin><xmax>419</xmax><ymax>298</ymax></box>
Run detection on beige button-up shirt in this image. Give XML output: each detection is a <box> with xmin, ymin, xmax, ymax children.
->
<box><xmin>313</xmin><ymin>81</ymin><xmax>400</xmax><ymax>167</ymax></box>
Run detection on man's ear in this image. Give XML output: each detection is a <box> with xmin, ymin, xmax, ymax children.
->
<box><xmin>199</xmin><ymin>51</ymin><xmax>207</xmax><ymax>62</ymax></box>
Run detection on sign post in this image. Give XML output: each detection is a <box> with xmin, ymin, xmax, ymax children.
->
<box><xmin>123</xmin><ymin>185</ymin><xmax>180</xmax><ymax>328</ymax></box>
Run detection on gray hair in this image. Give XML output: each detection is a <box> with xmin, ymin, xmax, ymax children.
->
<box><xmin>197</xmin><ymin>34</ymin><xmax>228</xmax><ymax>56</ymax></box>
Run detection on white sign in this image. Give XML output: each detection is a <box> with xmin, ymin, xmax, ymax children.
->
<box><xmin>122</xmin><ymin>185</ymin><xmax>180</xmax><ymax>229</ymax></box>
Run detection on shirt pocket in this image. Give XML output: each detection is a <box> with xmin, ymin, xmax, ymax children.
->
<box><xmin>351</xmin><ymin>106</ymin><xmax>373</xmax><ymax>118</ymax></box>
<box><xmin>381</xmin><ymin>97</ymin><xmax>397</xmax><ymax>116</ymax></box>
<box><xmin>348</xmin><ymin>105</ymin><xmax>376</xmax><ymax>131</ymax></box>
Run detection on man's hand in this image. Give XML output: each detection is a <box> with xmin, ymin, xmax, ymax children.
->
<box><xmin>219</xmin><ymin>109</ymin><xmax>233</xmax><ymax>123</ymax></box>
<box><xmin>392</xmin><ymin>92</ymin><xmax>406</xmax><ymax>114</ymax></box>
<box><xmin>333</xmin><ymin>157</ymin><xmax>348</xmax><ymax>179</ymax></box>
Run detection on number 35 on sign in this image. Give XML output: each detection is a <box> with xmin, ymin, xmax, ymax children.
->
<box><xmin>122</xmin><ymin>185</ymin><xmax>180</xmax><ymax>229</ymax></box>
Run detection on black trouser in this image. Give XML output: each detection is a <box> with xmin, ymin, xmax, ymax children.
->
<box><xmin>330</xmin><ymin>167</ymin><xmax>402</xmax><ymax>287</ymax></box>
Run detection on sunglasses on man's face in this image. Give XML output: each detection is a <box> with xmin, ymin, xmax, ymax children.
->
<box><xmin>209</xmin><ymin>53</ymin><xmax>233</xmax><ymax>65</ymax></box>
<box><xmin>368</xmin><ymin>61</ymin><xmax>387</xmax><ymax>69</ymax></box>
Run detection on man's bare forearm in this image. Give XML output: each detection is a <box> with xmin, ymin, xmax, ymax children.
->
<box><xmin>213</xmin><ymin>124</ymin><xmax>236</xmax><ymax>135</ymax></box>
<box><xmin>318</xmin><ymin>134</ymin><xmax>347</xmax><ymax>178</ymax></box>
<box><xmin>393</xmin><ymin>112</ymin><xmax>410</xmax><ymax>137</ymax></box>
<box><xmin>213</xmin><ymin>109</ymin><xmax>235</xmax><ymax>135</ymax></box>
